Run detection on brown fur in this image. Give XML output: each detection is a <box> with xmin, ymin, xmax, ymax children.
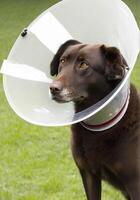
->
<box><xmin>50</xmin><ymin>40</ymin><xmax>140</xmax><ymax>200</ymax></box>
<box><xmin>71</xmin><ymin>84</ymin><xmax>140</xmax><ymax>200</ymax></box>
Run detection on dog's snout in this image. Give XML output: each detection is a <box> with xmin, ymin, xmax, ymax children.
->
<box><xmin>50</xmin><ymin>81</ymin><xmax>63</xmax><ymax>95</ymax></box>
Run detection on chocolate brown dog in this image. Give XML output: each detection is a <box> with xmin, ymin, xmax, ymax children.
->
<box><xmin>50</xmin><ymin>40</ymin><xmax>140</xmax><ymax>200</ymax></box>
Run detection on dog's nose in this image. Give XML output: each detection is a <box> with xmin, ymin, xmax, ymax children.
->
<box><xmin>50</xmin><ymin>81</ymin><xmax>63</xmax><ymax>95</ymax></box>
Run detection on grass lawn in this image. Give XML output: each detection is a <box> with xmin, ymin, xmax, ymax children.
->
<box><xmin>0</xmin><ymin>0</ymin><xmax>139</xmax><ymax>200</ymax></box>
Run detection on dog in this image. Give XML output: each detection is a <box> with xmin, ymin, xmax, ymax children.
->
<box><xmin>50</xmin><ymin>40</ymin><xmax>140</xmax><ymax>200</ymax></box>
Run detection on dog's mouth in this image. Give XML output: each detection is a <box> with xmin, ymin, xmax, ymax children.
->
<box><xmin>51</xmin><ymin>93</ymin><xmax>87</xmax><ymax>104</ymax></box>
<box><xmin>52</xmin><ymin>96</ymin><xmax>70</xmax><ymax>103</ymax></box>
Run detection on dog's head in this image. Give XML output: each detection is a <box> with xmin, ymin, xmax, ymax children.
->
<box><xmin>50</xmin><ymin>40</ymin><xmax>128</xmax><ymax>107</ymax></box>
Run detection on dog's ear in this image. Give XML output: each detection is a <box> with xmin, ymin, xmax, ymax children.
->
<box><xmin>50</xmin><ymin>39</ymin><xmax>81</xmax><ymax>76</ymax></box>
<box><xmin>100</xmin><ymin>45</ymin><xmax>129</xmax><ymax>82</ymax></box>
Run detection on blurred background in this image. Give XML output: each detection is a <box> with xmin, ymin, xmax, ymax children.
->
<box><xmin>0</xmin><ymin>0</ymin><xmax>139</xmax><ymax>199</ymax></box>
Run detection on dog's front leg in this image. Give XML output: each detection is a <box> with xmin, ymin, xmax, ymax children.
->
<box><xmin>79</xmin><ymin>169</ymin><xmax>101</xmax><ymax>200</ymax></box>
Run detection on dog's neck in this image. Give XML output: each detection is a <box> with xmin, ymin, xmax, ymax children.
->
<box><xmin>74</xmin><ymin>83</ymin><xmax>114</xmax><ymax>113</ymax></box>
<box><xmin>74</xmin><ymin>81</ymin><xmax>130</xmax><ymax>132</ymax></box>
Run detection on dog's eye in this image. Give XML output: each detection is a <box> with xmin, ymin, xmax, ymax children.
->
<box><xmin>60</xmin><ymin>58</ymin><xmax>66</xmax><ymax>63</ymax></box>
<box><xmin>79</xmin><ymin>62</ymin><xmax>89</xmax><ymax>69</ymax></box>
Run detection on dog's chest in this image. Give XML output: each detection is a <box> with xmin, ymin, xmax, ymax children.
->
<box><xmin>71</xmin><ymin>124</ymin><xmax>130</xmax><ymax>174</ymax></box>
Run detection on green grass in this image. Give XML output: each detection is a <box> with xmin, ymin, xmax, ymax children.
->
<box><xmin>0</xmin><ymin>0</ymin><xmax>139</xmax><ymax>200</ymax></box>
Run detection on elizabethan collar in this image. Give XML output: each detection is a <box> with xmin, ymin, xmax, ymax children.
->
<box><xmin>1</xmin><ymin>0</ymin><xmax>140</xmax><ymax>126</ymax></box>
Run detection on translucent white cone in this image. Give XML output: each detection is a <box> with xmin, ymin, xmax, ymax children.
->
<box><xmin>1</xmin><ymin>60</ymin><xmax>52</xmax><ymax>83</ymax></box>
<box><xmin>0</xmin><ymin>0</ymin><xmax>140</xmax><ymax>126</ymax></box>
